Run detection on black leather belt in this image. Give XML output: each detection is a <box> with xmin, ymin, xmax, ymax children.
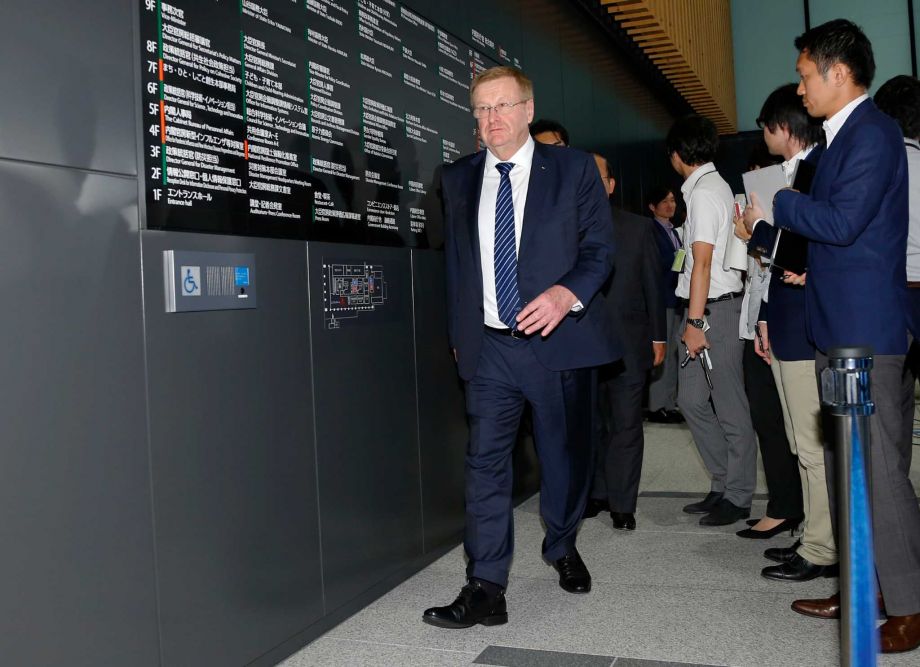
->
<box><xmin>707</xmin><ymin>290</ymin><xmax>744</xmax><ymax>303</ymax></box>
<box><xmin>485</xmin><ymin>325</ymin><xmax>527</xmax><ymax>339</ymax></box>
<box><xmin>680</xmin><ymin>290</ymin><xmax>743</xmax><ymax>306</ymax></box>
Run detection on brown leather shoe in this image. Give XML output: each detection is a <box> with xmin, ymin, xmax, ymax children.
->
<box><xmin>792</xmin><ymin>591</ymin><xmax>887</xmax><ymax>620</ymax></box>
<box><xmin>880</xmin><ymin>613</ymin><xmax>920</xmax><ymax>653</ymax></box>
<box><xmin>792</xmin><ymin>592</ymin><xmax>841</xmax><ymax>619</ymax></box>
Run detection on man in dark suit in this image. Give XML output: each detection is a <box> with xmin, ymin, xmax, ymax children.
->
<box><xmin>530</xmin><ymin>118</ymin><xmax>569</xmax><ymax>147</ymax></box>
<box><xmin>423</xmin><ymin>67</ymin><xmax>620</xmax><ymax>629</ymax></box>
<box><xmin>646</xmin><ymin>187</ymin><xmax>685</xmax><ymax>424</ymax></box>
<box><xmin>743</xmin><ymin>19</ymin><xmax>920</xmax><ymax>652</ymax></box>
<box><xmin>585</xmin><ymin>153</ymin><xmax>665</xmax><ymax>531</ymax></box>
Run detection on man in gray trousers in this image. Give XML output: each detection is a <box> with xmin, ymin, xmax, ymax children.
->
<box><xmin>666</xmin><ymin>115</ymin><xmax>758</xmax><ymax>526</ymax></box>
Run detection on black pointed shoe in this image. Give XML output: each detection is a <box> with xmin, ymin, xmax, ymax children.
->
<box><xmin>699</xmin><ymin>499</ymin><xmax>750</xmax><ymax>526</ymax></box>
<box><xmin>735</xmin><ymin>516</ymin><xmax>802</xmax><ymax>539</ymax></box>
<box><xmin>611</xmin><ymin>512</ymin><xmax>636</xmax><ymax>531</ymax></box>
<box><xmin>764</xmin><ymin>540</ymin><xmax>801</xmax><ymax>563</ymax></box>
<box><xmin>422</xmin><ymin>580</ymin><xmax>508</xmax><ymax>629</ymax></box>
<box><xmin>682</xmin><ymin>491</ymin><xmax>723</xmax><ymax>514</ymax></box>
<box><xmin>552</xmin><ymin>549</ymin><xmax>591</xmax><ymax>593</ymax></box>
<box><xmin>761</xmin><ymin>553</ymin><xmax>830</xmax><ymax>582</ymax></box>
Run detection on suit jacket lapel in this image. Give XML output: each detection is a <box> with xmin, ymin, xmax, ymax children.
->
<box><xmin>832</xmin><ymin>97</ymin><xmax>872</xmax><ymax>148</ymax></box>
<box><xmin>466</xmin><ymin>151</ymin><xmax>486</xmax><ymax>289</ymax></box>
<box><xmin>816</xmin><ymin>98</ymin><xmax>872</xmax><ymax>195</ymax></box>
<box><xmin>520</xmin><ymin>144</ymin><xmax>550</xmax><ymax>260</ymax></box>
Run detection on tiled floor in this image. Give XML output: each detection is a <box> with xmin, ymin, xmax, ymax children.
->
<box><xmin>280</xmin><ymin>420</ymin><xmax>920</xmax><ymax>667</ymax></box>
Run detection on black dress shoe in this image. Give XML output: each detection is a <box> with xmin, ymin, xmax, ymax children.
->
<box><xmin>699</xmin><ymin>499</ymin><xmax>750</xmax><ymax>526</ymax></box>
<box><xmin>764</xmin><ymin>540</ymin><xmax>801</xmax><ymax>563</ymax></box>
<box><xmin>582</xmin><ymin>497</ymin><xmax>610</xmax><ymax>519</ymax></box>
<box><xmin>611</xmin><ymin>512</ymin><xmax>636</xmax><ymax>531</ymax></box>
<box><xmin>735</xmin><ymin>516</ymin><xmax>802</xmax><ymax>539</ymax></box>
<box><xmin>760</xmin><ymin>554</ymin><xmax>827</xmax><ymax>581</ymax></box>
<box><xmin>682</xmin><ymin>491</ymin><xmax>723</xmax><ymax>514</ymax></box>
<box><xmin>762</xmin><ymin>553</ymin><xmax>830</xmax><ymax>582</ymax></box>
<box><xmin>645</xmin><ymin>408</ymin><xmax>684</xmax><ymax>424</ymax></box>
<box><xmin>665</xmin><ymin>409</ymin><xmax>685</xmax><ymax>423</ymax></box>
<box><xmin>422</xmin><ymin>580</ymin><xmax>507</xmax><ymax>629</ymax></box>
<box><xmin>552</xmin><ymin>549</ymin><xmax>591</xmax><ymax>593</ymax></box>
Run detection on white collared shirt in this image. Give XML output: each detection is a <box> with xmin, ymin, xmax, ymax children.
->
<box><xmin>905</xmin><ymin>138</ymin><xmax>920</xmax><ymax>281</ymax></box>
<box><xmin>823</xmin><ymin>93</ymin><xmax>869</xmax><ymax>148</ymax></box>
<box><xmin>781</xmin><ymin>145</ymin><xmax>815</xmax><ymax>184</ymax></box>
<box><xmin>750</xmin><ymin>144</ymin><xmax>816</xmax><ymax>233</ymax></box>
<box><xmin>478</xmin><ymin>137</ymin><xmax>534</xmax><ymax>328</ymax></box>
<box><xmin>676</xmin><ymin>163</ymin><xmax>743</xmax><ymax>299</ymax></box>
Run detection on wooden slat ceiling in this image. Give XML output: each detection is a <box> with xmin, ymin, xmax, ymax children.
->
<box><xmin>600</xmin><ymin>0</ymin><xmax>737</xmax><ymax>133</ymax></box>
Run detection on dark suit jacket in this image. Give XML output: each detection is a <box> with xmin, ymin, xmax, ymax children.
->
<box><xmin>749</xmin><ymin>148</ymin><xmax>823</xmax><ymax>361</ymax></box>
<box><xmin>443</xmin><ymin>143</ymin><xmax>621</xmax><ymax>380</ymax></box>
<box><xmin>774</xmin><ymin>98</ymin><xmax>909</xmax><ymax>356</ymax></box>
<box><xmin>650</xmin><ymin>220</ymin><xmax>681</xmax><ymax>310</ymax></box>
<box><xmin>602</xmin><ymin>205</ymin><xmax>666</xmax><ymax>377</ymax></box>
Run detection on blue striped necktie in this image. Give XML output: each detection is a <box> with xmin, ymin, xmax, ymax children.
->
<box><xmin>494</xmin><ymin>162</ymin><xmax>522</xmax><ymax>329</ymax></box>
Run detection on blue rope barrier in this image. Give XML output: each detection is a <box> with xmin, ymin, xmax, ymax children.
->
<box><xmin>847</xmin><ymin>411</ymin><xmax>878</xmax><ymax>665</ymax></box>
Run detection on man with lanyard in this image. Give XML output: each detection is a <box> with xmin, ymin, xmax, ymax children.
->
<box><xmin>668</xmin><ymin>115</ymin><xmax>758</xmax><ymax>527</ymax></box>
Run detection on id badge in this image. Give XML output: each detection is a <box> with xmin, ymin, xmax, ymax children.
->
<box><xmin>671</xmin><ymin>248</ymin><xmax>686</xmax><ymax>272</ymax></box>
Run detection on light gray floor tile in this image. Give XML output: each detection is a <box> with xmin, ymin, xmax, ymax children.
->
<box><xmin>613</xmin><ymin>659</ymin><xmax>723</xmax><ymax>667</ymax></box>
<box><xmin>640</xmin><ymin>423</ymin><xmax>768</xmax><ymax>495</ymax></box>
<box><xmin>276</xmin><ymin>418</ymin><xmax>920</xmax><ymax>667</ymax></box>
<box><xmin>474</xmin><ymin>645</ymin><xmax>614</xmax><ymax>666</ymax></box>
<box><xmin>552</xmin><ymin>524</ymin><xmax>835</xmax><ymax>597</ymax></box>
<box><xmin>279</xmin><ymin>636</ymin><xmax>478</xmax><ymax>667</ymax></box>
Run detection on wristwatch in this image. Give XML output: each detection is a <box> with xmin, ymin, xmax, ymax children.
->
<box><xmin>687</xmin><ymin>318</ymin><xmax>705</xmax><ymax>330</ymax></box>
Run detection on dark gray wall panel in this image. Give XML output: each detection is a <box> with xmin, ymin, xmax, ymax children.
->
<box><xmin>0</xmin><ymin>161</ymin><xmax>158</xmax><ymax>667</ymax></box>
<box><xmin>309</xmin><ymin>242</ymin><xmax>423</xmax><ymax>612</ymax></box>
<box><xmin>411</xmin><ymin>249</ymin><xmax>467</xmax><ymax>551</ymax></box>
<box><xmin>142</xmin><ymin>231</ymin><xmax>322</xmax><ymax>667</ymax></box>
<box><xmin>0</xmin><ymin>0</ymin><xmax>136</xmax><ymax>174</ymax></box>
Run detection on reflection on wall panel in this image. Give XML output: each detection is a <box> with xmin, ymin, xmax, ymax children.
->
<box><xmin>142</xmin><ymin>231</ymin><xmax>323</xmax><ymax>667</ymax></box>
<box><xmin>308</xmin><ymin>242</ymin><xmax>424</xmax><ymax>612</ymax></box>
<box><xmin>0</xmin><ymin>163</ymin><xmax>157</xmax><ymax>667</ymax></box>
<box><xmin>412</xmin><ymin>250</ymin><xmax>467</xmax><ymax>550</ymax></box>
<box><xmin>0</xmin><ymin>0</ymin><xmax>137</xmax><ymax>173</ymax></box>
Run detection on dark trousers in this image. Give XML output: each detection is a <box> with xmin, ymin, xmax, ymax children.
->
<box><xmin>592</xmin><ymin>366</ymin><xmax>645</xmax><ymax>513</ymax></box>
<box><xmin>743</xmin><ymin>340</ymin><xmax>803</xmax><ymax>519</ymax></box>
<box><xmin>463</xmin><ymin>330</ymin><xmax>593</xmax><ymax>588</ymax></box>
<box><xmin>817</xmin><ymin>351</ymin><xmax>920</xmax><ymax>616</ymax></box>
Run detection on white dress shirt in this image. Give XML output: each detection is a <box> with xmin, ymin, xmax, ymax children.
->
<box><xmin>781</xmin><ymin>145</ymin><xmax>815</xmax><ymax>184</ymax></box>
<box><xmin>676</xmin><ymin>163</ymin><xmax>743</xmax><ymax>299</ymax></box>
<box><xmin>478</xmin><ymin>137</ymin><xmax>534</xmax><ymax>328</ymax></box>
<box><xmin>823</xmin><ymin>93</ymin><xmax>869</xmax><ymax>148</ymax></box>
<box><xmin>751</xmin><ymin>144</ymin><xmax>815</xmax><ymax>234</ymax></box>
<box><xmin>905</xmin><ymin>139</ymin><xmax>920</xmax><ymax>281</ymax></box>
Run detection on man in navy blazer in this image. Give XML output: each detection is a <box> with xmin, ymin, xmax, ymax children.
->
<box><xmin>743</xmin><ymin>20</ymin><xmax>920</xmax><ymax>652</ymax></box>
<box><xmin>423</xmin><ymin>67</ymin><xmax>619</xmax><ymax>629</ymax></box>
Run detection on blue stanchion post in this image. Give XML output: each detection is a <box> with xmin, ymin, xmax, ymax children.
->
<box><xmin>820</xmin><ymin>347</ymin><xmax>879</xmax><ymax>666</ymax></box>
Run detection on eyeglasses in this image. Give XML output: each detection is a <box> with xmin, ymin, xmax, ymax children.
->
<box><xmin>471</xmin><ymin>99</ymin><xmax>531</xmax><ymax>119</ymax></box>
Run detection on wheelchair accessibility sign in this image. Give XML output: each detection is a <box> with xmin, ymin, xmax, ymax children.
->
<box><xmin>164</xmin><ymin>250</ymin><xmax>256</xmax><ymax>312</ymax></box>
<box><xmin>180</xmin><ymin>266</ymin><xmax>201</xmax><ymax>296</ymax></box>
